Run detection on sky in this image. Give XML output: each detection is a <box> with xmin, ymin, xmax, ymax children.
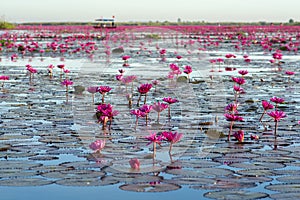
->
<box><xmin>1</xmin><ymin>0</ymin><xmax>300</xmax><ymax>23</ymax></box>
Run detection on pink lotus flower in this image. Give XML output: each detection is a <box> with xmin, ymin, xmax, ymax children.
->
<box><xmin>137</xmin><ymin>83</ymin><xmax>152</xmax><ymax>94</ymax></box>
<box><xmin>183</xmin><ymin>65</ymin><xmax>193</xmax><ymax>75</ymax></box>
<box><xmin>285</xmin><ymin>71</ymin><xmax>295</xmax><ymax>76</ymax></box>
<box><xmin>61</xmin><ymin>79</ymin><xmax>73</xmax><ymax>86</ymax></box>
<box><xmin>162</xmin><ymin>131</ymin><xmax>183</xmax><ymax>153</ymax></box>
<box><xmin>130</xmin><ymin>109</ymin><xmax>145</xmax><ymax>128</ymax></box>
<box><xmin>233</xmin><ymin>130</ymin><xmax>244</xmax><ymax>143</ymax></box>
<box><xmin>225</xmin><ymin>103</ymin><xmax>239</xmax><ymax>114</ymax></box>
<box><xmin>122</xmin><ymin>55</ymin><xmax>131</xmax><ymax>60</ymax></box>
<box><xmin>267</xmin><ymin>110</ymin><xmax>287</xmax><ymax>136</ymax></box>
<box><xmin>97</xmin><ymin>86</ymin><xmax>112</xmax><ymax>103</ymax></box>
<box><xmin>89</xmin><ymin>140</ymin><xmax>106</xmax><ymax>152</ymax></box>
<box><xmin>0</xmin><ymin>76</ymin><xmax>9</xmax><ymax>81</ymax></box>
<box><xmin>0</xmin><ymin>75</ymin><xmax>9</xmax><ymax>89</ymax></box>
<box><xmin>259</xmin><ymin>100</ymin><xmax>274</xmax><ymax>122</ymax></box>
<box><xmin>96</xmin><ymin>103</ymin><xmax>118</xmax><ymax>130</ymax></box>
<box><xmin>267</xmin><ymin>110</ymin><xmax>287</xmax><ymax>122</ymax></box>
<box><xmin>129</xmin><ymin>158</ymin><xmax>140</xmax><ymax>170</ymax></box>
<box><xmin>270</xmin><ymin>96</ymin><xmax>284</xmax><ymax>109</ymax></box>
<box><xmin>145</xmin><ymin>132</ymin><xmax>163</xmax><ymax>158</ymax></box>
<box><xmin>87</xmin><ymin>86</ymin><xmax>98</xmax><ymax>104</ymax></box>
<box><xmin>137</xmin><ymin>83</ymin><xmax>152</xmax><ymax>106</ymax></box>
<box><xmin>232</xmin><ymin>77</ymin><xmax>246</xmax><ymax>85</ymax></box>
<box><xmin>238</xmin><ymin>70</ymin><xmax>248</xmax><ymax>76</ymax></box>
<box><xmin>139</xmin><ymin>104</ymin><xmax>152</xmax><ymax>125</ymax></box>
<box><xmin>163</xmin><ymin>97</ymin><xmax>179</xmax><ymax>118</ymax></box>
<box><xmin>224</xmin><ymin>113</ymin><xmax>243</xmax><ymax>141</ymax></box>
<box><xmin>152</xmin><ymin>102</ymin><xmax>168</xmax><ymax>123</ymax></box>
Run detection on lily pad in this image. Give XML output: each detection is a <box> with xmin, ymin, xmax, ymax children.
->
<box><xmin>119</xmin><ymin>182</ymin><xmax>181</xmax><ymax>192</ymax></box>
<box><xmin>204</xmin><ymin>190</ymin><xmax>269</xmax><ymax>200</ymax></box>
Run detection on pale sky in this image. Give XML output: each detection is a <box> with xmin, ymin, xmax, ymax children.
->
<box><xmin>1</xmin><ymin>0</ymin><xmax>300</xmax><ymax>23</ymax></box>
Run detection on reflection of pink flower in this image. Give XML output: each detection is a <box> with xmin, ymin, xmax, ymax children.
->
<box><xmin>129</xmin><ymin>158</ymin><xmax>140</xmax><ymax>170</ymax></box>
<box><xmin>89</xmin><ymin>140</ymin><xmax>106</xmax><ymax>152</ymax></box>
<box><xmin>233</xmin><ymin>130</ymin><xmax>244</xmax><ymax>142</ymax></box>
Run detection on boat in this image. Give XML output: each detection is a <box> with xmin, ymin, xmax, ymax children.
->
<box><xmin>93</xmin><ymin>16</ymin><xmax>117</xmax><ymax>29</ymax></box>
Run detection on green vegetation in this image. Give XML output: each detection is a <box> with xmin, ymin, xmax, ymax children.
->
<box><xmin>13</xmin><ymin>18</ymin><xmax>300</xmax><ymax>27</ymax></box>
<box><xmin>0</xmin><ymin>21</ymin><xmax>15</xmax><ymax>29</ymax></box>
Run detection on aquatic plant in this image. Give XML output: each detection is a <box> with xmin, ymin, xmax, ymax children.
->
<box><xmin>152</xmin><ymin>102</ymin><xmax>168</xmax><ymax>123</ymax></box>
<box><xmin>97</xmin><ymin>86</ymin><xmax>112</xmax><ymax>104</ymax></box>
<box><xmin>267</xmin><ymin>110</ymin><xmax>287</xmax><ymax>136</ymax></box>
<box><xmin>161</xmin><ymin>131</ymin><xmax>183</xmax><ymax>154</ymax></box>
<box><xmin>162</xmin><ymin>97</ymin><xmax>179</xmax><ymax>119</ymax></box>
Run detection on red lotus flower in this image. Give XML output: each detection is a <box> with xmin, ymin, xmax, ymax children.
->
<box><xmin>145</xmin><ymin>132</ymin><xmax>163</xmax><ymax>158</ymax></box>
<box><xmin>162</xmin><ymin>131</ymin><xmax>183</xmax><ymax>144</ymax></box>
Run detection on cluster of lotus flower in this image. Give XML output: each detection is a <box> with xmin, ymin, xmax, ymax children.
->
<box><xmin>89</xmin><ymin>131</ymin><xmax>183</xmax><ymax>170</ymax></box>
<box><xmin>224</xmin><ymin>69</ymin><xmax>291</xmax><ymax>143</ymax></box>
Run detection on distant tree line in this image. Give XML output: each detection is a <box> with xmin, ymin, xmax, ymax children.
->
<box><xmin>0</xmin><ymin>21</ymin><xmax>15</xmax><ymax>29</ymax></box>
<box><xmin>7</xmin><ymin>19</ymin><xmax>300</xmax><ymax>27</ymax></box>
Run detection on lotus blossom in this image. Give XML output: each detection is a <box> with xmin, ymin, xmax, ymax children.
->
<box><xmin>232</xmin><ymin>77</ymin><xmax>246</xmax><ymax>85</ymax></box>
<box><xmin>270</xmin><ymin>96</ymin><xmax>284</xmax><ymax>109</ymax></box>
<box><xmin>145</xmin><ymin>132</ymin><xmax>163</xmax><ymax>158</ymax></box>
<box><xmin>89</xmin><ymin>140</ymin><xmax>106</xmax><ymax>152</ymax></box>
<box><xmin>139</xmin><ymin>104</ymin><xmax>152</xmax><ymax>125</ymax></box>
<box><xmin>152</xmin><ymin>102</ymin><xmax>168</xmax><ymax>123</ymax></box>
<box><xmin>48</xmin><ymin>64</ymin><xmax>55</xmax><ymax>78</ymax></box>
<box><xmin>259</xmin><ymin>100</ymin><xmax>274</xmax><ymax>122</ymax></box>
<box><xmin>87</xmin><ymin>86</ymin><xmax>98</xmax><ymax>104</ymax></box>
<box><xmin>152</xmin><ymin>79</ymin><xmax>160</xmax><ymax>92</ymax></box>
<box><xmin>267</xmin><ymin>110</ymin><xmax>287</xmax><ymax>136</ymax></box>
<box><xmin>225</xmin><ymin>103</ymin><xmax>239</xmax><ymax>114</ymax></box>
<box><xmin>183</xmin><ymin>65</ymin><xmax>193</xmax><ymax>80</ymax></box>
<box><xmin>233</xmin><ymin>130</ymin><xmax>244</xmax><ymax>143</ymax></box>
<box><xmin>122</xmin><ymin>55</ymin><xmax>130</xmax><ymax>67</ymax></box>
<box><xmin>137</xmin><ymin>83</ymin><xmax>152</xmax><ymax>106</ymax></box>
<box><xmin>129</xmin><ymin>158</ymin><xmax>140</xmax><ymax>170</ymax></box>
<box><xmin>96</xmin><ymin>103</ymin><xmax>118</xmax><ymax>130</ymax></box>
<box><xmin>162</xmin><ymin>131</ymin><xmax>183</xmax><ymax>153</ymax></box>
<box><xmin>238</xmin><ymin>70</ymin><xmax>248</xmax><ymax>77</ymax></box>
<box><xmin>285</xmin><ymin>71</ymin><xmax>295</xmax><ymax>84</ymax></box>
<box><xmin>97</xmin><ymin>86</ymin><xmax>112</xmax><ymax>103</ymax></box>
<box><xmin>224</xmin><ymin>113</ymin><xmax>243</xmax><ymax>141</ymax></box>
<box><xmin>130</xmin><ymin>109</ymin><xmax>145</xmax><ymax>128</ymax></box>
<box><xmin>163</xmin><ymin>97</ymin><xmax>179</xmax><ymax>118</ymax></box>
<box><xmin>0</xmin><ymin>75</ymin><xmax>9</xmax><ymax>89</ymax></box>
